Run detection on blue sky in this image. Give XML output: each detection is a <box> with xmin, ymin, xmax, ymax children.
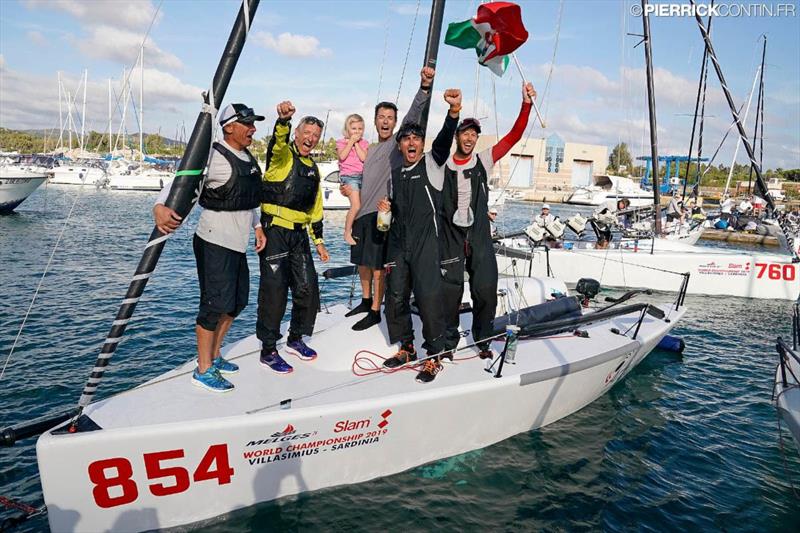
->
<box><xmin>1</xmin><ymin>0</ymin><xmax>798</xmax><ymax>168</ymax></box>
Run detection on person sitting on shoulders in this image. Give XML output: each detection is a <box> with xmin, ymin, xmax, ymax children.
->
<box><xmin>257</xmin><ymin>102</ymin><xmax>330</xmax><ymax>374</ymax></box>
<box><xmin>338</xmin><ymin>114</ymin><xmax>369</xmax><ymax>245</ymax></box>
<box><xmin>153</xmin><ymin>103</ymin><xmax>267</xmax><ymax>393</ymax></box>
<box><xmin>378</xmin><ymin>88</ymin><xmax>463</xmax><ymax>384</ymax></box>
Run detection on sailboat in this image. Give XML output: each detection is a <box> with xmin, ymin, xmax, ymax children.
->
<box><xmin>496</xmin><ymin>1</ymin><xmax>799</xmax><ymax>301</ymax></box>
<box><xmin>1</xmin><ymin>2</ymin><xmax>687</xmax><ymax>531</ymax></box>
<box><xmin>775</xmin><ymin>299</ymin><xmax>800</xmax><ymax>455</ymax></box>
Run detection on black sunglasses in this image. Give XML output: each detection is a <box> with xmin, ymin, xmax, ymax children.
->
<box><xmin>237</xmin><ymin>108</ymin><xmax>256</xmax><ymax>118</ymax></box>
<box><xmin>300</xmin><ymin>116</ymin><xmax>324</xmax><ymax>128</ymax></box>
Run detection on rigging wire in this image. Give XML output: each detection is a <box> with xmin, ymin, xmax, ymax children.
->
<box><xmin>375</xmin><ymin>1</ymin><xmax>392</xmax><ymax>103</ymax></box>
<box><xmin>395</xmin><ymin>0</ymin><xmax>422</xmax><ymax>105</ymax></box>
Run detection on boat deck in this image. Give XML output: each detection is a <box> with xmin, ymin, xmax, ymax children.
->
<box><xmin>83</xmin><ymin>296</ymin><xmax>683</xmax><ymax>432</ymax></box>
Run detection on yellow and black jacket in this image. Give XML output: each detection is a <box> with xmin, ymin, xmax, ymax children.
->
<box><xmin>261</xmin><ymin>119</ymin><xmax>324</xmax><ymax>245</ymax></box>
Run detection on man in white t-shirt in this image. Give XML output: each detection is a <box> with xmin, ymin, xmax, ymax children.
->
<box><xmin>153</xmin><ymin>103</ymin><xmax>266</xmax><ymax>393</ymax></box>
<box><xmin>533</xmin><ymin>204</ymin><xmax>555</xmax><ymax>228</ymax></box>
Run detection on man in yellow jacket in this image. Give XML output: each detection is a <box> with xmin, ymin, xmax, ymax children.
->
<box><xmin>257</xmin><ymin>100</ymin><xmax>329</xmax><ymax>373</ymax></box>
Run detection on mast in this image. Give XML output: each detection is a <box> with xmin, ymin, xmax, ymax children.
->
<box><xmin>108</xmin><ymin>78</ymin><xmax>112</xmax><ymax>153</ymax></box>
<box><xmin>67</xmin><ymin>90</ymin><xmax>73</xmax><ymax>151</ymax></box>
<box><xmin>723</xmin><ymin>65</ymin><xmax>760</xmax><ymax>197</ymax></box>
<box><xmin>682</xmin><ymin>6</ymin><xmax>712</xmax><ymax>200</ymax></box>
<box><xmin>688</xmin><ymin>2</ymin><xmax>772</xmax><ymax>208</ymax></box>
<box><xmin>641</xmin><ymin>0</ymin><xmax>661</xmax><ymax>234</ymax></box>
<box><xmin>81</xmin><ymin>69</ymin><xmax>87</xmax><ymax>153</ymax></box>
<box><xmin>419</xmin><ymin>0</ymin><xmax>446</xmax><ymax>130</ymax></box>
<box><xmin>57</xmin><ymin>72</ymin><xmax>64</xmax><ymax>152</ymax></box>
<box><xmin>746</xmin><ymin>35</ymin><xmax>766</xmax><ymax>195</ymax></box>
<box><xmin>73</xmin><ymin>0</ymin><xmax>261</xmax><ymax>418</ymax></box>
<box><xmin>140</xmin><ymin>47</ymin><xmax>145</xmax><ymax>161</ymax></box>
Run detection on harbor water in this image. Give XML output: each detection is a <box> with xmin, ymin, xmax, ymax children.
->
<box><xmin>1</xmin><ymin>186</ymin><xmax>799</xmax><ymax>531</ymax></box>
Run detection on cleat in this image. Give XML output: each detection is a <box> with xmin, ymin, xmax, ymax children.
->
<box><xmin>260</xmin><ymin>349</ymin><xmax>294</xmax><ymax>373</ymax></box>
<box><xmin>415</xmin><ymin>359</ymin><xmax>443</xmax><ymax>383</ymax></box>
<box><xmin>286</xmin><ymin>339</ymin><xmax>318</xmax><ymax>361</ymax></box>
<box><xmin>383</xmin><ymin>347</ymin><xmax>417</xmax><ymax>369</ymax></box>
<box><xmin>345</xmin><ymin>298</ymin><xmax>372</xmax><ymax>317</ymax></box>
<box><xmin>212</xmin><ymin>356</ymin><xmax>239</xmax><ymax>374</ymax></box>
<box><xmin>192</xmin><ymin>367</ymin><xmax>234</xmax><ymax>393</ymax></box>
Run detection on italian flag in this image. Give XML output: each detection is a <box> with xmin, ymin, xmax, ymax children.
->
<box><xmin>444</xmin><ymin>1</ymin><xmax>529</xmax><ymax>76</ymax></box>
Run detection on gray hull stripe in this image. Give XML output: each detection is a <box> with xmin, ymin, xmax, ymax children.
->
<box><xmin>519</xmin><ymin>340</ymin><xmax>640</xmax><ymax>386</ymax></box>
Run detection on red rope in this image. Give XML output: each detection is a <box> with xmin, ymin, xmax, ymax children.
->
<box><xmin>0</xmin><ymin>495</ymin><xmax>38</xmax><ymax>515</ymax></box>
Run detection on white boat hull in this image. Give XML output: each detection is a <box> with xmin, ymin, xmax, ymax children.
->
<box><xmin>0</xmin><ymin>168</ymin><xmax>47</xmax><ymax>213</ymax></box>
<box><xmin>775</xmin><ymin>354</ymin><xmax>800</xmax><ymax>452</ymax></box>
<box><xmin>36</xmin><ymin>278</ymin><xmax>681</xmax><ymax>531</ymax></box>
<box><xmin>496</xmin><ymin>242</ymin><xmax>799</xmax><ymax>300</ymax></box>
<box><xmin>50</xmin><ymin>167</ymin><xmax>106</xmax><ymax>186</ymax></box>
<box><xmin>105</xmin><ymin>172</ymin><xmax>166</xmax><ymax>191</ymax></box>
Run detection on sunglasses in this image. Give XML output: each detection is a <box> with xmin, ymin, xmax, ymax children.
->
<box><xmin>301</xmin><ymin>116</ymin><xmax>324</xmax><ymax>128</ymax></box>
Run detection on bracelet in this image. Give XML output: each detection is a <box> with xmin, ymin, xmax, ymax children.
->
<box><xmin>421</xmin><ymin>83</ymin><xmax>432</xmax><ymax>90</ymax></box>
<box><xmin>449</xmin><ymin>105</ymin><xmax>462</xmax><ymax>114</ymax></box>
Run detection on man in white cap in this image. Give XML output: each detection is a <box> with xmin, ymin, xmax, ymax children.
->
<box><xmin>533</xmin><ymin>204</ymin><xmax>555</xmax><ymax>228</ymax></box>
<box><xmin>153</xmin><ymin>103</ymin><xmax>267</xmax><ymax>393</ymax></box>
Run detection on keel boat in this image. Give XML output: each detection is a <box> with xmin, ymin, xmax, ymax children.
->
<box><xmin>775</xmin><ymin>300</ymin><xmax>800</xmax><ymax>454</ymax></box>
<box><xmin>33</xmin><ymin>276</ymin><xmax>684</xmax><ymax>532</ymax></box>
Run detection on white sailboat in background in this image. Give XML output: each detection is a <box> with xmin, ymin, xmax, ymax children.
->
<box><xmin>104</xmin><ymin>47</ymin><xmax>165</xmax><ymax>192</ymax></box>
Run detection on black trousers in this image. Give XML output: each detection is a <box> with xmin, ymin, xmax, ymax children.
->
<box><xmin>256</xmin><ymin>224</ymin><xmax>319</xmax><ymax>350</ymax></box>
<box><xmin>384</xmin><ymin>233</ymin><xmax>445</xmax><ymax>355</ymax></box>
<box><xmin>440</xmin><ymin>230</ymin><xmax>498</xmax><ymax>351</ymax></box>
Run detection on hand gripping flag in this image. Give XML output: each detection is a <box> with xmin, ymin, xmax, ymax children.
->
<box><xmin>444</xmin><ymin>1</ymin><xmax>529</xmax><ymax>76</ymax></box>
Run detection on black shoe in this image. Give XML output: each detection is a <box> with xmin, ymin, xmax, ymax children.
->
<box><xmin>383</xmin><ymin>347</ymin><xmax>417</xmax><ymax>368</ymax></box>
<box><xmin>438</xmin><ymin>350</ymin><xmax>454</xmax><ymax>362</ymax></box>
<box><xmin>352</xmin><ymin>310</ymin><xmax>381</xmax><ymax>331</ymax></box>
<box><xmin>345</xmin><ymin>298</ymin><xmax>372</xmax><ymax>317</ymax></box>
<box><xmin>478</xmin><ymin>349</ymin><xmax>494</xmax><ymax>360</ymax></box>
<box><xmin>415</xmin><ymin>358</ymin><xmax>443</xmax><ymax>383</ymax></box>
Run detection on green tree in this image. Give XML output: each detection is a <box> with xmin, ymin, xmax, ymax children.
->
<box><xmin>607</xmin><ymin>142</ymin><xmax>633</xmax><ymax>175</ymax></box>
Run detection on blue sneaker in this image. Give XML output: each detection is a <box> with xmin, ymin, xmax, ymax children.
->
<box><xmin>260</xmin><ymin>349</ymin><xmax>294</xmax><ymax>374</ymax></box>
<box><xmin>192</xmin><ymin>367</ymin><xmax>234</xmax><ymax>393</ymax></box>
<box><xmin>212</xmin><ymin>356</ymin><xmax>239</xmax><ymax>374</ymax></box>
<box><xmin>286</xmin><ymin>339</ymin><xmax>317</xmax><ymax>361</ymax></box>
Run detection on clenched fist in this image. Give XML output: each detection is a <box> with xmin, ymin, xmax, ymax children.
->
<box><xmin>277</xmin><ymin>101</ymin><xmax>295</xmax><ymax>120</ymax></box>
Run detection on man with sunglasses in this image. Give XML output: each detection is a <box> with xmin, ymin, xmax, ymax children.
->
<box><xmin>257</xmin><ymin>102</ymin><xmax>330</xmax><ymax>374</ymax></box>
<box><xmin>153</xmin><ymin>103</ymin><xmax>266</xmax><ymax>393</ymax></box>
<box><xmin>340</xmin><ymin>67</ymin><xmax>435</xmax><ymax>332</ymax></box>
<box><xmin>439</xmin><ymin>82</ymin><xmax>536</xmax><ymax>360</ymax></box>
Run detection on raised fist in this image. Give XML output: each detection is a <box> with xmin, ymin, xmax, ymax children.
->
<box><xmin>277</xmin><ymin>101</ymin><xmax>295</xmax><ymax>120</ymax></box>
<box><xmin>522</xmin><ymin>82</ymin><xmax>537</xmax><ymax>103</ymax></box>
<box><xmin>444</xmin><ymin>89</ymin><xmax>462</xmax><ymax>108</ymax></box>
<box><xmin>420</xmin><ymin>67</ymin><xmax>435</xmax><ymax>87</ymax></box>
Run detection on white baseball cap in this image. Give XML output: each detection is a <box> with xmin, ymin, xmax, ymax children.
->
<box><xmin>542</xmin><ymin>204</ymin><xmax>551</xmax><ymax>210</ymax></box>
<box><xmin>219</xmin><ymin>103</ymin><xmax>265</xmax><ymax>127</ymax></box>
<box><xmin>489</xmin><ymin>207</ymin><xmax>498</xmax><ymax>214</ymax></box>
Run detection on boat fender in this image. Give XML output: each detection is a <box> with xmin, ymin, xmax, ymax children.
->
<box><xmin>492</xmin><ymin>296</ymin><xmax>582</xmax><ymax>334</ymax></box>
<box><xmin>714</xmin><ymin>219</ymin><xmax>729</xmax><ymax>230</ymax></box>
<box><xmin>657</xmin><ymin>335</ymin><xmax>685</xmax><ymax>353</ymax></box>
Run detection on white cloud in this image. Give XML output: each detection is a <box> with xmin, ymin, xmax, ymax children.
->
<box><xmin>390</xmin><ymin>3</ymin><xmax>429</xmax><ymax>16</ymax></box>
<box><xmin>73</xmin><ymin>25</ymin><xmax>182</xmax><ymax>70</ymax></box>
<box><xmin>0</xmin><ymin>59</ymin><xmax>202</xmax><ymax>135</ymax></box>
<box><xmin>26</xmin><ymin>30</ymin><xmax>48</xmax><ymax>46</ymax></box>
<box><xmin>24</xmin><ymin>0</ymin><xmax>161</xmax><ymax>32</ymax></box>
<box><xmin>253</xmin><ymin>31</ymin><xmax>332</xmax><ymax>58</ymax></box>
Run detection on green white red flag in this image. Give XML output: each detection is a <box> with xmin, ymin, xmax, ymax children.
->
<box><xmin>444</xmin><ymin>1</ymin><xmax>529</xmax><ymax>76</ymax></box>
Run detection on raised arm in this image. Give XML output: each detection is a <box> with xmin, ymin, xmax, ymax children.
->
<box><xmin>431</xmin><ymin>89</ymin><xmax>461</xmax><ymax>167</ymax></box>
<box><xmin>264</xmin><ymin>101</ymin><xmax>294</xmax><ymax>177</ymax></box>
<box><xmin>492</xmin><ymin>82</ymin><xmax>536</xmax><ymax>162</ymax></box>
<box><xmin>400</xmin><ymin>67</ymin><xmax>435</xmax><ymax>129</ymax></box>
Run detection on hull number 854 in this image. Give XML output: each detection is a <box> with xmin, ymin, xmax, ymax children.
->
<box><xmin>87</xmin><ymin>444</ymin><xmax>233</xmax><ymax>508</ymax></box>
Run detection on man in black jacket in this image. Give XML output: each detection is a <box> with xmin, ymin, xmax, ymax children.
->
<box><xmin>377</xmin><ymin>89</ymin><xmax>462</xmax><ymax>383</ymax></box>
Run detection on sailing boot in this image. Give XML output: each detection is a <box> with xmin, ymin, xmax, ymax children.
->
<box><xmin>415</xmin><ymin>357</ymin><xmax>443</xmax><ymax>384</ymax></box>
<box><xmin>384</xmin><ymin>342</ymin><xmax>417</xmax><ymax>369</ymax></box>
<box><xmin>345</xmin><ymin>298</ymin><xmax>372</xmax><ymax>317</ymax></box>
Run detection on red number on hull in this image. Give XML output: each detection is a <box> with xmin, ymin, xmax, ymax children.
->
<box><xmin>754</xmin><ymin>263</ymin><xmax>796</xmax><ymax>281</ymax></box>
<box><xmin>88</xmin><ymin>458</ymin><xmax>138</xmax><ymax>508</ymax></box>
<box><xmin>88</xmin><ymin>444</ymin><xmax>233</xmax><ymax>508</ymax></box>
<box><xmin>194</xmin><ymin>444</ymin><xmax>234</xmax><ymax>485</ymax></box>
<box><xmin>143</xmin><ymin>449</ymin><xmax>190</xmax><ymax>496</ymax></box>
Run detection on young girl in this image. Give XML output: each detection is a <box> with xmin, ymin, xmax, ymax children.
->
<box><xmin>337</xmin><ymin>114</ymin><xmax>369</xmax><ymax>244</ymax></box>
